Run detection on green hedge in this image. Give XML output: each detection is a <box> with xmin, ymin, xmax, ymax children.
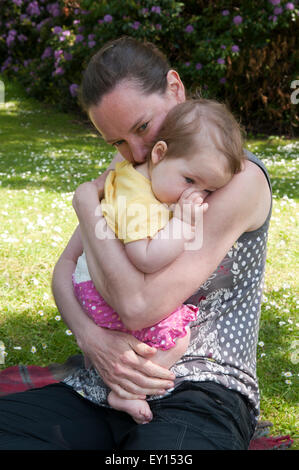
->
<box><xmin>1</xmin><ymin>0</ymin><xmax>298</xmax><ymax>135</ymax></box>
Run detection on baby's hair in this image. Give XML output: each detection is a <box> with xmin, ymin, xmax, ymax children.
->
<box><xmin>153</xmin><ymin>99</ymin><xmax>245</xmax><ymax>174</ymax></box>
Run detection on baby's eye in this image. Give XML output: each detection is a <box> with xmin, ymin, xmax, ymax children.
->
<box><xmin>185</xmin><ymin>177</ymin><xmax>195</xmax><ymax>184</ymax></box>
<box><xmin>138</xmin><ymin>122</ymin><xmax>149</xmax><ymax>132</ymax></box>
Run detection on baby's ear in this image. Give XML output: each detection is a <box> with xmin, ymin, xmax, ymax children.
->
<box><xmin>151</xmin><ymin>141</ymin><xmax>168</xmax><ymax>165</ymax></box>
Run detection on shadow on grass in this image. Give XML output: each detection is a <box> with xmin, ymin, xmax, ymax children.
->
<box><xmin>0</xmin><ymin>305</ymin><xmax>80</xmax><ymax>369</ymax></box>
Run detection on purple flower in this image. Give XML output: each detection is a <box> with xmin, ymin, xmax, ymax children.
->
<box><xmin>41</xmin><ymin>47</ymin><xmax>52</xmax><ymax>60</ymax></box>
<box><xmin>269</xmin><ymin>0</ymin><xmax>280</xmax><ymax>5</ymax></box>
<box><xmin>36</xmin><ymin>18</ymin><xmax>50</xmax><ymax>31</ymax></box>
<box><xmin>12</xmin><ymin>0</ymin><xmax>23</xmax><ymax>6</ymax></box>
<box><xmin>18</xmin><ymin>34</ymin><xmax>28</xmax><ymax>42</ymax></box>
<box><xmin>47</xmin><ymin>2</ymin><xmax>61</xmax><ymax>17</ymax></box>
<box><xmin>64</xmin><ymin>52</ymin><xmax>73</xmax><ymax>61</ymax></box>
<box><xmin>103</xmin><ymin>14</ymin><xmax>113</xmax><ymax>22</ymax></box>
<box><xmin>222</xmin><ymin>10</ymin><xmax>230</xmax><ymax>16</ymax></box>
<box><xmin>69</xmin><ymin>84</ymin><xmax>79</xmax><ymax>97</ymax></box>
<box><xmin>185</xmin><ymin>62</ymin><xmax>190</xmax><ymax>67</ymax></box>
<box><xmin>196</xmin><ymin>63</ymin><xmax>202</xmax><ymax>70</ymax></box>
<box><xmin>151</xmin><ymin>6</ymin><xmax>161</xmax><ymax>14</ymax></box>
<box><xmin>75</xmin><ymin>34</ymin><xmax>84</xmax><ymax>43</ymax></box>
<box><xmin>156</xmin><ymin>24</ymin><xmax>162</xmax><ymax>30</ymax></box>
<box><xmin>221</xmin><ymin>44</ymin><xmax>226</xmax><ymax>49</ymax></box>
<box><xmin>53</xmin><ymin>26</ymin><xmax>62</xmax><ymax>34</ymax></box>
<box><xmin>23</xmin><ymin>59</ymin><xmax>32</xmax><ymax>67</ymax></box>
<box><xmin>217</xmin><ymin>58</ymin><xmax>225</xmax><ymax>64</ymax></box>
<box><xmin>54</xmin><ymin>49</ymin><xmax>63</xmax><ymax>60</ymax></box>
<box><xmin>53</xmin><ymin>66</ymin><xmax>64</xmax><ymax>76</ymax></box>
<box><xmin>231</xmin><ymin>45</ymin><xmax>240</xmax><ymax>52</ymax></box>
<box><xmin>233</xmin><ymin>15</ymin><xmax>243</xmax><ymax>25</ymax></box>
<box><xmin>131</xmin><ymin>21</ymin><xmax>141</xmax><ymax>30</ymax></box>
<box><xmin>141</xmin><ymin>8</ymin><xmax>149</xmax><ymax>14</ymax></box>
<box><xmin>285</xmin><ymin>2</ymin><xmax>294</xmax><ymax>9</ymax></box>
<box><xmin>219</xmin><ymin>77</ymin><xmax>226</xmax><ymax>84</ymax></box>
<box><xmin>6</xmin><ymin>30</ymin><xmax>17</xmax><ymax>47</ymax></box>
<box><xmin>185</xmin><ymin>25</ymin><xmax>194</xmax><ymax>33</ymax></box>
<box><xmin>1</xmin><ymin>57</ymin><xmax>12</xmax><ymax>73</ymax></box>
<box><xmin>88</xmin><ymin>41</ymin><xmax>96</xmax><ymax>48</ymax></box>
<box><xmin>274</xmin><ymin>6</ymin><xmax>283</xmax><ymax>14</ymax></box>
<box><xmin>26</xmin><ymin>1</ymin><xmax>41</xmax><ymax>17</ymax></box>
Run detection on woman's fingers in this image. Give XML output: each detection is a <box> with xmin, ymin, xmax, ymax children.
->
<box><xmin>104</xmin><ymin>380</ymin><xmax>146</xmax><ymax>400</ymax></box>
<box><xmin>126</xmin><ymin>340</ymin><xmax>175</xmax><ymax>380</ymax></box>
<box><xmin>106</xmin><ymin>364</ymin><xmax>173</xmax><ymax>397</ymax></box>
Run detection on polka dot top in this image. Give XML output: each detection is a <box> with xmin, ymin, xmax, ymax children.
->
<box><xmin>167</xmin><ymin>149</ymin><xmax>272</xmax><ymax>423</ymax></box>
<box><xmin>64</xmin><ymin>150</ymin><xmax>272</xmax><ymax>424</ymax></box>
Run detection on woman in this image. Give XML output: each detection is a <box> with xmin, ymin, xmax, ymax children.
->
<box><xmin>0</xmin><ymin>37</ymin><xmax>272</xmax><ymax>450</ymax></box>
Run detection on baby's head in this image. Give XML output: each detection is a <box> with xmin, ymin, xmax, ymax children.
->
<box><xmin>148</xmin><ymin>99</ymin><xmax>245</xmax><ymax>204</ymax></box>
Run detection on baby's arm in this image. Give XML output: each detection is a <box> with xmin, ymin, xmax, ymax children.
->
<box><xmin>125</xmin><ymin>190</ymin><xmax>208</xmax><ymax>274</ymax></box>
<box><xmin>125</xmin><ymin>216</ymin><xmax>195</xmax><ymax>274</ymax></box>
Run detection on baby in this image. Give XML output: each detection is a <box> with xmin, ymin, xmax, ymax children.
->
<box><xmin>72</xmin><ymin>98</ymin><xmax>245</xmax><ymax>424</ymax></box>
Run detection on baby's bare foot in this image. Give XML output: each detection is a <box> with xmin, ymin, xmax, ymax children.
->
<box><xmin>108</xmin><ymin>391</ymin><xmax>153</xmax><ymax>424</ymax></box>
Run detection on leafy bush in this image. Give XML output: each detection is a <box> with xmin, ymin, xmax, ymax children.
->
<box><xmin>0</xmin><ymin>0</ymin><xmax>298</xmax><ymax>135</ymax></box>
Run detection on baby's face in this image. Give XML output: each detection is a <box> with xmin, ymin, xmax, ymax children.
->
<box><xmin>150</xmin><ymin>145</ymin><xmax>232</xmax><ymax>204</ymax></box>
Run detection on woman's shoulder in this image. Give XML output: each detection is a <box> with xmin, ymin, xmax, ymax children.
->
<box><xmin>215</xmin><ymin>158</ymin><xmax>272</xmax><ymax>231</ymax></box>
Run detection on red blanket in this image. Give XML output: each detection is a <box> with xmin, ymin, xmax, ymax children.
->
<box><xmin>0</xmin><ymin>359</ymin><xmax>294</xmax><ymax>450</ymax></box>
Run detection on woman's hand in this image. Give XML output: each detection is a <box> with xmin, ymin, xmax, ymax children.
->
<box><xmin>72</xmin><ymin>180</ymin><xmax>102</xmax><ymax>216</ymax></box>
<box><xmin>79</xmin><ymin>321</ymin><xmax>176</xmax><ymax>399</ymax></box>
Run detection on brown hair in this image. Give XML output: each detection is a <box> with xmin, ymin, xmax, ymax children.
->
<box><xmin>79</xmin><ymin>36</ymin><xmax>171</xmax><ymax>112</ymax></box>
<box><xmin>153</xmin><ymin>99</ymin><xmax>245</xmax><ymax>174</ymax></box>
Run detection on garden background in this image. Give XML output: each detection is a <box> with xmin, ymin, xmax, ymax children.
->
<box><xmin>0</xmin><ymin>0</ymin><xmax>298</xmax><ymax>447</ymax></box>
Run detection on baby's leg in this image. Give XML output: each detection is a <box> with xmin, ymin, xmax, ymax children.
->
<box><xmin>108</xmin><ymin>392</ymin><xmax>153</xmax><ymax>425</ymax></box>
<box><xmin>107</xmin><ymin>328</ymin><xmax>191</xmax><ymax>425</ymax></box>
<box><xmin>151</xmin><ymin>326</ymin><xmax>191</xmax><ymax>369</ymax></box>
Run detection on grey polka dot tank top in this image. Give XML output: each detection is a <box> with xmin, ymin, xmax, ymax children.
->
<box><xmin>168</xmin><ymin>149</ymin><xmax>272</xmax><ymax>422</ymax></box>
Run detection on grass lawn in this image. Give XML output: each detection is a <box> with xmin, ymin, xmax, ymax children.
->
<box><xmin>0</xmin><ymin>78</ymin><xmax>298</xmax><ymax>448</ymax></box>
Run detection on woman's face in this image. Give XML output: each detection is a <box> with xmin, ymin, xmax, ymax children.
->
<box><xmin>88</xmin><ymin>73</ymin><xmax>185</xmax><ymax>164</ymax></box>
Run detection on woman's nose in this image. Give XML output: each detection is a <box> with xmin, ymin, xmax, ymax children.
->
<box><xmin>129</xmin><ymin>138</ymin><xmax>148</xmax><ymax>164</ymax></box>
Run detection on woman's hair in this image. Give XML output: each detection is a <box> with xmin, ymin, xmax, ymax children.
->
<box><xmin>79</xmin><ymin>36</ymin><xmax>171</xmax><ymax>112</ymax></box>
<box><xmin>153</xmin><ymin>99</ymin><xmax>245</xmax><ymax>174</ymax></box>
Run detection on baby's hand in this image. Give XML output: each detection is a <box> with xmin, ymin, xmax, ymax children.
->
<box><xmin>173</xmin><ymin>188</ymin><xmax>209</xmax><ymax>226</ymax></box>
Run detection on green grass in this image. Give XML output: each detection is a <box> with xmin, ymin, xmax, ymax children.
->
<box><xmin>0</xmin><ymin>78</ymin><xmax>298</xmax><ymax>448</ymax></box>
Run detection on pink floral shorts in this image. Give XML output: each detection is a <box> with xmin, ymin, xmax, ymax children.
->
<box><xmin>72</xmin><ymin>277</ymin><xmax>198</xmax><ymax>351</ymax></box>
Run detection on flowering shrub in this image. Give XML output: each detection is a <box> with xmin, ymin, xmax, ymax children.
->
<box><xmin>0</xmin><ymin>0</ymin><xmax>298</xmax><ymax>134</ymax></box>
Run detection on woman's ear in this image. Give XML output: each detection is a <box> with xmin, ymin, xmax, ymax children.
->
<box><xmin>151</xmin><ymin>141</ymin><xmax>168</xmax><ymax>165</ymax></box>
<box><xmin>166</xmin><ymin>69</ymin><xmax>185</xmax><ymax>103</ymax></box>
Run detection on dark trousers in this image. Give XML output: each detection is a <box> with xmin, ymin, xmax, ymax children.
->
<box><xmin>0</xmin><ymin>381</ymin><xmax>255</xmax><ymax>450</ymax></box>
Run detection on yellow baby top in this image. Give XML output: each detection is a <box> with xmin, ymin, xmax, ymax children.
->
<box><xmin>101</xmin><ymin>160</ymin><xmax>171</xmax><ymax>244</ymax></box>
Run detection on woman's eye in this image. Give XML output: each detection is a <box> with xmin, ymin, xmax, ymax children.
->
<box><xmin>185</xmin><ymin>177</ymin><xmax>194</xmax><ymax>184</ymax></box>
<box><xmin>113</xmin><ymin>140</ymin><xmax>125</xmax><ymax>147</ymax></box>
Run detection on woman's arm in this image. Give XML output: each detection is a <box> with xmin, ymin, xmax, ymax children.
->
<box><xmin>52</xmin><ymin>153</ymin><xmax>176</xmax><ymax>397</ymax></box>
<box><xmin>51</xmin><ymin>225</ymin><xmax>175</xmax><ymax>398</ymax></box>
<box><xmin>73</xmin><ymin>160</ymin><xmax>271</xmax><ymax>331</ymax></box>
